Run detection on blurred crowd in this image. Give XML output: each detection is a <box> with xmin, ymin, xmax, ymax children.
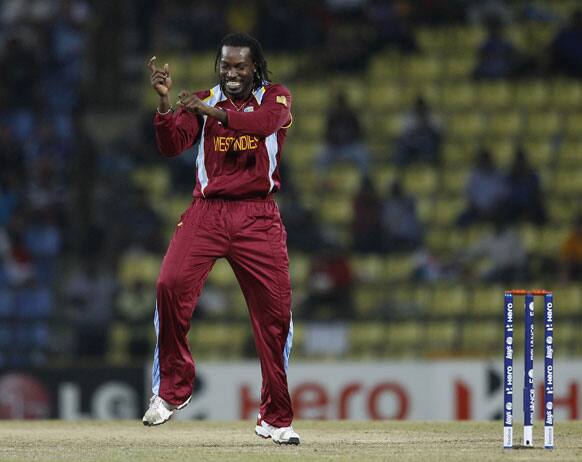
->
<box><xmin>1</xmin><ymin>0</ymin><xmax>582</xmax><ymax>366</ymax></box>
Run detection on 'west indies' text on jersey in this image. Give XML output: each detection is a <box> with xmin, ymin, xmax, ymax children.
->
<box><xmin>154</xmin><ymin>82</ymin><xmax>292</xmax><ymax>199</ymax></box>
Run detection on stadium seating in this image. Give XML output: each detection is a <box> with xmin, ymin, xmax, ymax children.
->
<box><xmin>121</xmin><ymin>11</ymin><xmax>582</xmax><ymax>362</ymax></box>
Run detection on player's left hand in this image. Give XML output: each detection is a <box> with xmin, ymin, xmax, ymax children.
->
<box><xmin>177</xmin><ymin>91</ymin><xmax>209</xmax><ymax>115</ymax></box>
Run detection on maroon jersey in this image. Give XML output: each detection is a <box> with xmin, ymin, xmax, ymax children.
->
<box><xmin>154</xmin><ymin>82</ymin><xmax>292</xmax><ymax>199</ymax></box>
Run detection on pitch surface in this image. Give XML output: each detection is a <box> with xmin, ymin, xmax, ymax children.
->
<box><xmin>1</xmin><ymin>420</ymin><xmax>581</xmax><ymax>461</ymax></box>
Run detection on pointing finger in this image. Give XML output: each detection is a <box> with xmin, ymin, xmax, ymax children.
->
<box><xmin>164</xmin><ymin>63</ymin><xmax>169</xmax><ymax>75</ymax></box>
<box><xmin>148</xmin><ymin>56</ymin><xmax>157</xmax><ymax>72</ymax></box>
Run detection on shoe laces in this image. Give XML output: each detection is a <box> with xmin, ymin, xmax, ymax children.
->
<box><xmin>149</xmin><ymin>395</ymin><xmax>166</xmax><ymax>410</ymax></box>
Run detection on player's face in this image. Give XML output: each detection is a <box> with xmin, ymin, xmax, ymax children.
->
<box><xmin>219</xmin><ymin>46</ymin><xmax>255</xmax><ymax>99</ymax></box>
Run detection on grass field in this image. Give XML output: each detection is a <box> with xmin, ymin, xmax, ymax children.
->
<box><xmin>1</xmin><ymin>420</ymin><xmax>581</xmax><ymax>462</ymax></box>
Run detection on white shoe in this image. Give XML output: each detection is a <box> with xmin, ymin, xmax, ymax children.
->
<box><xmin>142</xmin><ymin>395</ymin><xmax>191</xmax><ymax>426</ymax></box>
<box><xmin>255</xmin><ymin>414</ymin><xmax>300</xmax><ymax>445</ymax></box>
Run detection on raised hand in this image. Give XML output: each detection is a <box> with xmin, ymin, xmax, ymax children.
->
<box><xmin>148</xmin><ymin>56</ymin><xmax>172</xmax><ymax>97</ymax></box>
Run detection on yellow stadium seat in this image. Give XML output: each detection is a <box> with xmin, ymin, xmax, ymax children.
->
<box><xmin>384</xmin><ymin>255</ymin><xmax>414</xmax><ymax>282</ymax></box>
<box><xmin>379</xmin><ymin>112</ymin><xmax>404</xmax><ymax>138</ymax></box>
<box><xmin>441</xmin><ymin>168</ymin><xmax>469</xmax><ymax>194</ymax></box>
<box><xmin>522</xmin><ymin>140</ymin><xmax>555</xmax><ymax>168</ymax></box>
<box><xmin>476</xmin><ymin>82</ymin><xmax>512</xmax><ymax>109</ymax></box>
<box><xmin>107</xmin><ymin>322</ymin><xmax>131</xmax><ymax>364</ymax></box>
<box><xmin>155</xmin><ymin>194</ymin><xmax>194</xmax><ymax>231</ymax></box>
<box><xmin>367</xmin><ymin>83</ymin><xmax>413</xmax><ymax>110</ymax></box>
<box><xmin>325</xmin><ymin>164</ymin><xmax>363</xmax><ymax>197</ymax></box>
<box><xmin>118</xmin><ymin>251</ymin><xmax>161</xmax><ymax>286</ymax></box>
<box><xmin>284</xmin><ymin>140</ymin><xmax>319</xmax><ymax>169</ymax></box>
<box><xmin>432</xmin><ymin>196</ymin><xmax>464</xmax><ymax>226</ymax></box>
<box><xmin>354</xmin><ymin>286</ymin><xmax>387</xmax><ymax>317</ymax></box>
<box><xmin>485</xmin><ymin>110</ymin><xmax>523</xmax><ymax>138</ymax></box>
<box><xmin>487</xmin><ymin>138</ymin><xmax>515</xmax><ymax>168</ymax></box>
<box><xmin>554</xmin><ymin>285</ymin><xmax>582</xmax><ymax>316</ymax></box>
<box><xmin>229</xmin><ymin>288</ymin><xmax>248</xmax><ymax>318</ymax></box>
<box><xmin>385</xmin><ymin>321</ymin><xmax>424</xmax><ymax>353</ymax></box>
<box><xmin>547</xmin><ymin>198</ymin><xmax>576</xmax><ymax>224</ymax></box>
<box><xmin>448</xmin><ymin>111</ymin><xmax>485</xmax><ymax>138</ymax></box>
<box><xmin>462</xmin><ymin>320</ymin><xmax>501</xmax><ymax>355</ymax></box>
<box><xmin>559</xmin><ymin>140</ymin><xmax>582</xmax><ymax>166</ymax></box>
<box><xmin>402</xmin><ymin>166</ymin><xmax>439</xmax><ymax>196</ymax></box>
<box><xmin>558</xmin><ymin>321</ymin><xmax>578</xmax><ymax>356</ymax></box>
<box><xmin>131</xmin><ymin>166</ymin><xmax>171</xmax><ymax>199</ymax></box>
<box><xmin>289</xmin><ymin>252</ymin><xmax>311</xmax><ymax>287</ymax></box>
<box><xmin>416</xmin><ymin>196</ymin><xmax>435</xmax><ymax>224</ymax></box>
<box><xmin>513</xmin><ymin>81</ymin><xmax>550</xmax><ymax>109</ymax></box>
<box><xmin>368</xmin><ymin>52</ymin><xmax>403</xmax><ymax>80</ymax></box>
<box><xmin>290</xmin><ymin>83</ymin><xmax>330</xmax><ymax>110</ymax></box>
<box><xmin>540</xmin><ymin>226</ymin><xmax>570</xmax><ymax>255</ymax></box>
<box><xmin>451</xmin><ymin>26</ymin><xmax>486</xmax><ymax>50</ymax></box>
<box><xmin>564</xmin><ymin>113</ymin><xmax>582</xmax><ymax>137</ymax></box>
<box><xmin>371</xmin><ymin>165</ymin><xmax>397</xmax><ymax>191</ymax></box>
<box><xmin>441</xmin><ymin>82</ymin><xmax>477</xmax><ymax>109</ymax></box>
<box><xmin>294</xmin><ymin>112</ymin><xmax>325</xmax><ymax>139</ymax></box>
<box><xmin>351</xmin><ymin>255</ymin><xmax>388</xmax><ymax>284</ymax></box>
<box><xmin>207</xmin><ymin>258</ymin><xmax>238</xmax><ymax>287</ymax></box>
<box><xmin>401</xmin><ymin>55</ymin><xmax>443</xmax><ymax>82</ymax></box>
<box><xmin>416</xmin><ymin>27</ymin><xmax>449</xmax><ymax>53</ymax></box>
<box><xmin>517</xmin><ymin>223</ymin><xmax>542</xmax><ymax>253</ymax></box>
<box><xmin>191</xmin><ymin>323</ymin><xmax>248</xmax><ymax>358</ymax></box>
<box><xmin>524</xmin><ymin>110</ymin><xmax>562</xmax><ymax>137</ymax></box>
<box><xmin>350</xmin><ymin>323</ymin><xmax>386</xmax><ymax>356</ymax></box>
<box><xmin>424</xmin><ymin>228</ymin><xmax>449</xmax><ymax>252</ymax></box>
<box><xmin>187</xmin><ymin>53</ymin><xmax>216</xmax><ymax>79</ymax></box>
<box><xmin>443</xmin><ymin>55</ymin><xmax>476</xmax><ymax>79</ymax></box>
<box><xmin>267</xmin><ymin>53</ymin><xmax>299</xmax><ymax>78</ymax></box>
<box><xmin>442</xmin><ymin>141</ymin><xmax>474</xmax><ymax>166</ymax></box>
<box><xmin>553</xmin><ymin>169</ymin><xmax>582</xmax><ymax>196</ymax></box>
<box><xmin>471</xmin><ymin>284</ymin><xmax>506</xmax><ymax>316</ymax></box>
<box><xmin>552</xmin><ymin>80</ymin><xmax>582</xmax><ymax>108</ymax></box>
<box><xmin>318</xmin><ymin>196</ymin><xmax>353</xmax><ymax>226</ymax></box>
<box><xmin>425</xmin><ymin>321</ymin><xmax>457</xmax><ymax>354</ymax></box>
<box><xmin>521</xmin><ymin>24</ymin><xmax>555</xmax><ymax>54</ymax></box>
<box><xmin>428</xmin><ymin>284</ymin><xmax>468</xmax><ymax>316</ymax></box>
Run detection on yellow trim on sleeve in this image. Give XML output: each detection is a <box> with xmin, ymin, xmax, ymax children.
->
<box><xmin>202</xmin><ymin>88</ymin><xmax>214</xmax><ymax>103</ymax></box>
<box><xmin>281</xmin><ymin>113</ymin><xmax>293</xmax><ymax>129</ymax></box>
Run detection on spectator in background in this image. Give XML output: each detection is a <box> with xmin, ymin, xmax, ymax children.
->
<box><xmin>460</xmin><ymin>218</ymin><xmax>528</xmax><ymax>282</ymax></box>
<box><xmin>317</xmin><ymin>90</ymin><xmax>369</xmax><ymax>173</ymax></box>
<box><xmin>458</xmin><ymin>148</ymin><xmax>507</xmax><ymax>227</ymax></box>
<box><xmin>467</xmin><ymin>0</ymin><xmax>514</xmax><ymax>26</ymax></box>
<box><xmin>23</xmin><ymin>207</ymin><xmax>62</xmax><ymax>286</ymax></box>
<box><xmin>64</xmin><ymin>260</ymin><xmax>117</xmax><ymax>358</ymax></box>
<box><xmin>0</xmin><ymin>127</ymin><xmax>25</xmax><ymax>228</ymax></box>
<box><xmin>473</xmin><ymin>16</ymin><xmax>519</xmax><ymax>79</ymax></box>
<box><xmin>560</xmin><ymin>214</ymin><xmax>582</xmax><ymax>281</ymax></box>
<box><xmin>352</xmin><ymin>175</ymin><xmax>384</xmax><ymax>254</ymax></box>
<box><xmin>365</xmin><ymin>0</ymin><xmax>417</xmax><ymax>53</ymax></box>
<box><xmin>279</xmin><ymin>189</ymin><xmax>323</xmax><ymax>252</ymax></box>
<box><xmin>548</xmin><ymin>9</ymin><xmax>582</xmax><ymax>78</ymax></box>
<box><xmin>505</xmin><ymin>146</ymin><xmax>547</xmax><ymax>225</ymax></box>
<box><xmin>0</xmin><ymin>33</ymin><xmax>40</xmax><ymax>142</ymax></box>
<box><xmin>301</xmin><ymin>242</ymin><xmax>355</xmax><ymax>321</ymax></box>
<box><xmin>393</xmin><ymin>95</ymin><xmax>443</xmax><ymax>166</ymax></box>
<box><xmin>382</xmin><ymin>180</ymin><xmax>423</xmax><ymax>252</ymax></box>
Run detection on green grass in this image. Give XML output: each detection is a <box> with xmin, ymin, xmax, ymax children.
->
<box><xmin>1</xmin><ymin>420</ymin><xmax>581</xmax><ymax>461</ymax></box>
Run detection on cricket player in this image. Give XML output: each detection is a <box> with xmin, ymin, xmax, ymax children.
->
<box><xmin>141</xmin><ymin>33</ymin><xmax>299</xmax><ymax>445</ymax></box>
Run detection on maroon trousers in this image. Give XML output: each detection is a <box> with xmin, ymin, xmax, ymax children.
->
<box><xmin>152</xmin><ymin>198</ymin><xmax>294</xmax><ymax>427</ymax></box>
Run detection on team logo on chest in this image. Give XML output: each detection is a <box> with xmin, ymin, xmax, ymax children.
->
<box><xmin>213</xmin><ymin>135</ymin><xmax>260</xmax><ymax>152</ymax></box>
<box><xmin>243</xmin><ymin>106</ymin><xmax>254</xmax><ymax>112</ymax></box>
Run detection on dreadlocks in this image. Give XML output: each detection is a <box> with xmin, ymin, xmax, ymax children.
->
<box><xmin>215</xmin><ymin>33</ymin><xmax>271</xmax><ymax>90</ymax></box>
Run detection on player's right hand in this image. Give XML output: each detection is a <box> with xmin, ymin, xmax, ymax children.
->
<box><xmin>148</xmin><ymin>56</ymin><xmax>172</xmax><ymax>96</ymax></box>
